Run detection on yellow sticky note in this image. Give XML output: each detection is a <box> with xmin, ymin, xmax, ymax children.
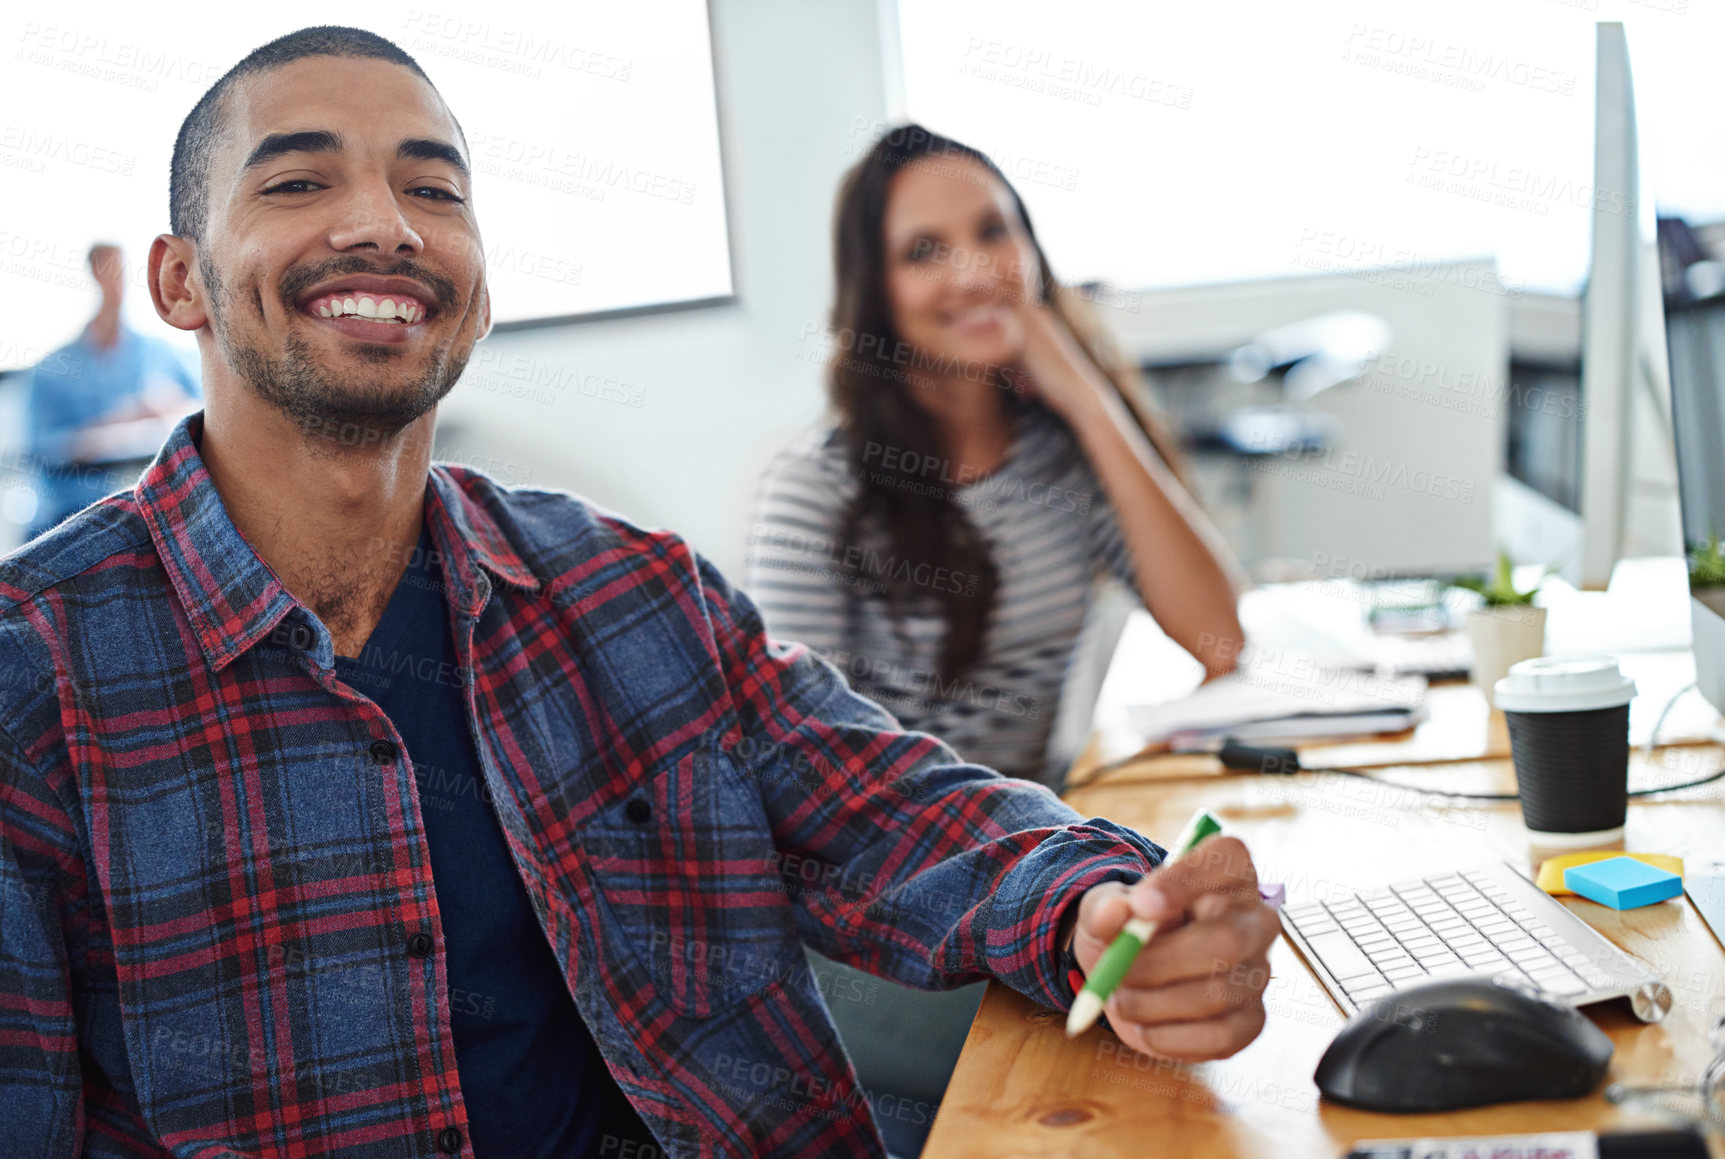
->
<box><xmin>1536</xmin><ymin>851</ymin><xmax>1684</xmax><ymax>895</ymax></box>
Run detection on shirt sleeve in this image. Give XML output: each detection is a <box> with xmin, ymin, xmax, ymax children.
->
<box><xmin>695</xmin><ymin>548</ymin><xmax>1164</xmax><ymax>1011</ymax></box>
<box><xmin>740</xmin><ymin>440</ymin><xmax>853</xmax><ymax>662</ymax></box>
<box><xmin>1078</xmin><ymin>462</ymin><xmax>1142</xmax><ymax>596</ymax></box>
<box><xmin>0</xmin><ymin>722</ymin><xmax>84</xmax><ymax>1155</ymax></box>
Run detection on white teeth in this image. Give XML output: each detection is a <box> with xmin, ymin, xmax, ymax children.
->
<box><xmin>312</xmin><ymin>293</ymin><xmax>423</xmax><ymax>321</ymax></box>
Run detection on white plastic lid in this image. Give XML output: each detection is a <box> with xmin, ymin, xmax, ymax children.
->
<box><xmin>1492</xmin><ymin>655</ymin><xmax>1636</xmax><ymax>713</ymax></box>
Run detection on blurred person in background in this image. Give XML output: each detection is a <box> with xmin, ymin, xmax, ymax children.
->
<box><xmin>747</xmin><ymin>124</ymin><xmax>1245</xmax><ymax>788</ymax></box>
<box><xmin>745</xmin><ymin>125</ymin><xmax>1250</xmax><ymax>1155</ymax></box>
<box><xmin>24</xmin><ymin>243</ymin><xmax>201</xmax><ymax>540</ymax></box>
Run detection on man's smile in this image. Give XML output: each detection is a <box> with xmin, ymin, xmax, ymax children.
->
<box><xmin>292</xmin><ymin>272</ymin><xmax>442</xmax><ymax>345</ymax></box>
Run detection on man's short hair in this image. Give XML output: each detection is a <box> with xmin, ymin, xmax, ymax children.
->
<box><xmin>169</xmin><ymin>26</ymin><xmax>458</xmax><ymax>244</ymax></box>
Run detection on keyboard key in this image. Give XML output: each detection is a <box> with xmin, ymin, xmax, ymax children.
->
<box><xmin>1424</xmin><ymin>960</ymin><xmax>1477</xmax><ymax>980</ymax></box>
<box><xmin>1301</xmin><ymin>931</ymin><xmax>1383</xmax><ymax>982</ymax></box>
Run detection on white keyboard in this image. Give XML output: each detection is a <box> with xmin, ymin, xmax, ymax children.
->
<box><xmin>1281</xmin><ymin>862</ymin><xmax>1673</xmax><ymax>1022</ymax></box>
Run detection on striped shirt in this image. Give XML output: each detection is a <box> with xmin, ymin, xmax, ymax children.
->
<box><xmin>745</xmin><ymin>403</ymin><xmax>1140</xmax><ymax>782</ymax></box>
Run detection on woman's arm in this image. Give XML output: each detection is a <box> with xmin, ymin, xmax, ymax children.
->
<box><xmin>1017</xmin><ymin>307</ymin><xmax>1246</xmax><ymax>678</ymax></box>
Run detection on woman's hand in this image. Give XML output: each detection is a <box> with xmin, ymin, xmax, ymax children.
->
<box><xmin>1011</xmin><ymin>300</ymin><xmax>1116</xmax><ymax>423</ymax></box>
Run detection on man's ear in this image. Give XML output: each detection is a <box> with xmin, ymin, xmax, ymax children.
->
<box><xmin>477</xmin><ymin>284</ymin><xmax>492</xmax><ymax>343</ymax></box>
<box><xmin>149</xmin><ymin>235</ymin><xmax>208</xmax><ymax>332</ymax></box>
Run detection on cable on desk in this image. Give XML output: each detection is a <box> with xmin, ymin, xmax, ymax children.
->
<box><xmin>1068</xmin><ymin>736</ymin><xmax>1725</xmax><ymax>799</ymax></box>
<box><xmin>1212</xmin><ymin>739</ymin><xmax>1725</xmax><ymax>802</ymax></box>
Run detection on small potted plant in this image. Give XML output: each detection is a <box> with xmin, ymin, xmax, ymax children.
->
<box><xmin>1690</xmin><ymin>533</ymin><xmax>1725</xmax><ymax>620</ymax></box>
<box><xmin>1454</xmin><ymin>552</ymin><xmax>1548</xmax><ymax>707</ymax></box>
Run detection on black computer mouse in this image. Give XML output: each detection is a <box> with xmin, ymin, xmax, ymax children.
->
<box><xmin>1314</xmin><ymin>977</ymin><xmax>1614</xmax><ymax>1112</ymax></box>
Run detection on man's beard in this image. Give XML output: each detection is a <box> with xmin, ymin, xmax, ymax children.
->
<box><xmin>201</xmin><ymin>253</ymin><xmax>469</xmax><ymax>443</ymax></box>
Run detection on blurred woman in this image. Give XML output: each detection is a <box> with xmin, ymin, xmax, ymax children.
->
<box><xmin>747</xmin><ymin>123</ymin><xmax>1244</xmax><ymax>784</ymax></box>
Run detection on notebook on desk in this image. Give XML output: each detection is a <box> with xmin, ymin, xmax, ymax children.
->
<box><xmin>1125</xmin><ymin>668</ymin><xmax>1428</xmax><ymax>746</ymax></box>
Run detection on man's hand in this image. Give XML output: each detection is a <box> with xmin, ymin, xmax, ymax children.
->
<box><xmin>1069</xmin><ymin>835</ymin><xmax>1279</xmax><ymax>1062</ymax></box>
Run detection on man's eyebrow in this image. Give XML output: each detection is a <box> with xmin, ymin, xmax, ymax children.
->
<box><xmin>397</xmin><ymin>137</ymin><xmax>469</xmax><ymax>179</ymax></box>
<box><xmin>241</xmin><ymin>129</ymin><xmax>344</xmax><ymax>174</ymax></box>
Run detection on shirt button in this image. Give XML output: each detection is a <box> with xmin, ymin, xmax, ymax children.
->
<box><xmin>625</xmin><ymin>798</ymin><xmax>653</xmax><ymax>823</ymax></box>
<box><xmin>436</xmin><ymin>1125</ymin><xmax>464</xmax><ymax>1153</ymax></box>
<box><xmin>369</xmin><ymin>739</ymin><xmax>399</xmax><ymax>765</ymax></box>
<box><xmin>406</xmin><ymin>930</ymin><xmax>435</xmax><ymax>957</ymax></box>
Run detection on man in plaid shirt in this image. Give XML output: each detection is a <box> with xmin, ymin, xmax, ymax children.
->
<box><xmin>0</xmin><ymin>26</ymin><xmax>1277</xmax><ymax>1159</ymax></box>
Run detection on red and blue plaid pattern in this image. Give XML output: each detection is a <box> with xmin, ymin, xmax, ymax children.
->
<box><xmin>0</xmin><ymin>412</ymin><xmax>1161</xmax><ymax>1158</ymax></box>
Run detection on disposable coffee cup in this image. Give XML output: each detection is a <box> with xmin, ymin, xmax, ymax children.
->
<box><xmin>1493</xmin><ymin>656</ymin><xmax>1637</xmax><ymax>848</ymax></box>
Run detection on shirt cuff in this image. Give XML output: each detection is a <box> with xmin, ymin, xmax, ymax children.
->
<box><xmin>983</xmin><ymin>818</ymin><xmax>1164</xmax><ymax>1014</ymax></box>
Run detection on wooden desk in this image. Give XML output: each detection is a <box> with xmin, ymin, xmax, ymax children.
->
<box><xmin>924</xmin><ymin>738</ymin><xmax>1725</xmax><ymax>1157</ymax></box>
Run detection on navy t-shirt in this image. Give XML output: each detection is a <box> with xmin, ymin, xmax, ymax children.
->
<box><xmin>334</xmin><ymin>519</ymin><xmax>658</xmax><ymax>1158</ymax></box>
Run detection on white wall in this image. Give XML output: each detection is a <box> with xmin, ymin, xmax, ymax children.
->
<box><xmin>1111</xmin><ymin>261</ymin><xmax>1509</xmax><ymax>576</ymax></box>
<box><xmin>434</xmin><ymin>0</ymin><xmax>902</xmax><ymax>580</ymax></box>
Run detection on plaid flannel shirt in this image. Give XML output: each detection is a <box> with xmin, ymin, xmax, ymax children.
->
<box><xmin>0</xmin><ymin>412</ymin><xmax>1162</xmax><ymax>1158</ymax></box>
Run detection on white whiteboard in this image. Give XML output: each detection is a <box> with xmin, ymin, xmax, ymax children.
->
<box><xmin>897</xmin><ymin>0</ymin><xmax>1725</xmax><ymax>297</ymax></box>
<box><xmin>0</xmin><ymin>3</ymin><xmax>733</xmax><ymax>372</ymax></box>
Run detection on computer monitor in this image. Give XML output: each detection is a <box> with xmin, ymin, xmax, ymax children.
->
<box><xmin>1497</xmin><ymin>23</ymin><xmax>1669</xmax><ymax>590</ymax></box>
<box><xmin>1661</xmin><ymin>220</ymin><xmax>1725</xmax><ymax>714</ymax></box>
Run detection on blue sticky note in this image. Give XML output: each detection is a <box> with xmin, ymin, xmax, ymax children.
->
<box><xmin>1564</xmin><ymin>856</ymin><xmax>1683</xmax><ymax>910</ymax></box>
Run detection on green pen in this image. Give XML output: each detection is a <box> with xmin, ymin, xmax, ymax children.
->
<box><xmin>1065</xmin><ymin>807</ymin><xmax>1224</xmax><ymax>1038</ymax></box>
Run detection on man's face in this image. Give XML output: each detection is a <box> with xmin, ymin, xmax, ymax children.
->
<box><xmin>195</xmin><ymin>55</ymin><xmax>489</xmax><ymax>439</ymax></box>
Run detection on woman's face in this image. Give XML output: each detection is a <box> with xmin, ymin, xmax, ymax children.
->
<box><xmin>882</xmin><ymin>157</ymin><xmax>1041</xmax><ymax>374</ymax></box>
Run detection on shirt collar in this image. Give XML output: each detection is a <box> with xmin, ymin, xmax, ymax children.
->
<box><xmin>137</xmin><ymin>410</ymin><xmax>540</xmax><ymax>673</ymax></box>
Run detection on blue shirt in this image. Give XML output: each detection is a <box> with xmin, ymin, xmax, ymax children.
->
<box><xmin>25</xmin><ymin>323</ymin><xmax>201</xmax><ymax>529</ymax></box>
<box><xmin>332</xmin><ymin>519</ymin><xmax>658</xmax><ymax>1158</ymax></box>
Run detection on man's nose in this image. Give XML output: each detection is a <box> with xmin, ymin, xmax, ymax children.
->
<box><xmin>327</xmin><ymin>181</ymin><xmax>425</xmax><ymax>256</ymax></box>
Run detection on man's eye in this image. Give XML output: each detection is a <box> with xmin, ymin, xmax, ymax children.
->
<box><xmin>981</xmin><ymin>221</ymin><xmax>1007</xmax><ymax>240</ymax></box>
<box><xmin>262</xmin><ymin>179</ymin><xmax>322</xmax><ymax>195</ymax></box>
<box><xmin>410</xmin><ymin>186</ymin><xmax>466</xmax><ymax>204</ymax></box>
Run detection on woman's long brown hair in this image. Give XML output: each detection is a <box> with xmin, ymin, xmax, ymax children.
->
<box><xmin>826</xmin><ymin>123</ymin><xmax>1188</xmax><ymax>682</ymax></box>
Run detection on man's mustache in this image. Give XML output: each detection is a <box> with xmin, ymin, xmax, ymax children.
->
<box><xmin>276</xmin><ymin>257</ymin><xmax>460</xmax><ymax>313</ymax></box>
